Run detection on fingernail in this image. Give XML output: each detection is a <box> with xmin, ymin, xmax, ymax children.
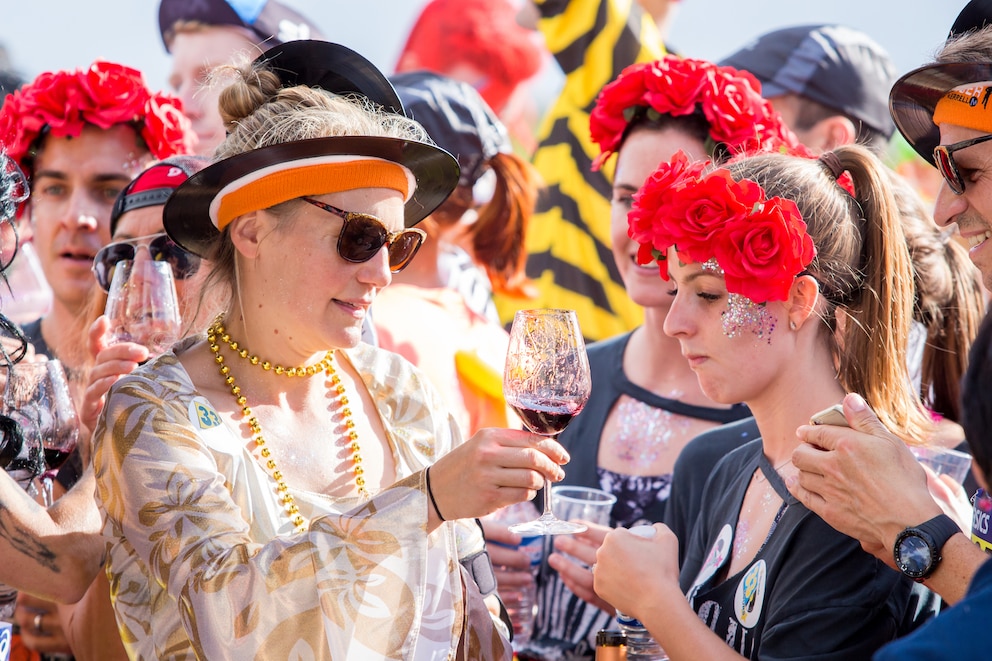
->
<box><xmin>785</xmin><ymin>474</ymin><xmax>797</xmax><ymax>489</ymax></box>
<box><xmin>847</xmin><ymin>393</ymin><xmax>867</xmax><ymax>411</ymax></box>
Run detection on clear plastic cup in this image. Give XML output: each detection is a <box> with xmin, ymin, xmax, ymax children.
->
<box><xmin>551</xmin><ymin>486</ymin><xmax>617</xmax><ymax>527</ymax></box>
<box><xmin>910</xmin><ymin>445</ymin><xmax>973</xmax><ymax>484</ymax></box>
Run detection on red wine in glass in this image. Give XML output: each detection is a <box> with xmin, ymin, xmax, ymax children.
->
<box><xmin>510</xmin><ymin>400</ymin><xmax>584</xmax><ymax>436</ymax></box>
<box><xmin>43</xmin><ymin>448</ymin><xmax>72</xmax><ymax>471</ymax></box>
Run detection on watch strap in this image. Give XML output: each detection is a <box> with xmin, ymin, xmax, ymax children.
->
<box><xmin>916</xmin><ymin>513</ymin><xmax>961</xmax><ymax>551</ymax></box>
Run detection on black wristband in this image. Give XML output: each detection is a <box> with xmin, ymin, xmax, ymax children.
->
<box><xmin>425</xmin><ymin>466</ymin><xmax>446</xmax><ymax>521</ymax></box>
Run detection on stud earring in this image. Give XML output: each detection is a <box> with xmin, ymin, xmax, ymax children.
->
<box><xmin>789</xmin><ymin>320</ymin><xmax>797</xmax><ymax>331</ymax></box>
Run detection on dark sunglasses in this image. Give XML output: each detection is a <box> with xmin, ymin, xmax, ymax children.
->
<box><xmin>301</xmin><ymin>197</ymin><xmax>426</xmax><ymax>273</ymax></box>
<box><xmin>933</xmin><ymin>133</ymin><xmax>992</xmax><ymax>195</ymax></box>
<box><xmin>92</xmin><ymin>233</ymin><xmax>201</xmax><ymax>292</ymax></box>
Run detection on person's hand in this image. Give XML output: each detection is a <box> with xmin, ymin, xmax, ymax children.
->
<box><xmin>593</xmin><ymin>524</ymin><xmax>680</xmax><ymax>621</ymax></box>
<box><xmin>480</xmin><ymin>516</ymin><xmax>534</xmax><ymax>593</ymax></box>
<box><xmin>428</xmin><ymin>428</ymin><xmax>568</xmax><ymax>522</ymax></box>
<box><xmin>14</xmin><ymin>592</ymin><xmax>73</xmax><ymax>655</ymax></box>
<box><xmin>80</xmin><ymin>316</ymin><xmax>149</xmax><ymax>435</ymax></box>
<box><xmin>789</xmin><ymin>393</ymin><xmax>943</xmax><ymax>565</ymax></box>
<box><xmin>926</xmin><ymin>468</ymin><xmax>972</xmax><ymax>532</ymax></box>
<box><xmin>549</xmin><ymin>521</ymin><xmax>613</xmax><ymax>612</ymax></box>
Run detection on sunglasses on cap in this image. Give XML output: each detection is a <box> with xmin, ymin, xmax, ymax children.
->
<box><xmin>92</xmin><ymin>233</ymin><xmax>201</xmax><ymax>292</ymax></box>
<box><xmin>301</xmin><ymin>197</ymin><xmax>426</xmax><ymax>273</ymax></box>
<box><xmin>933</xmin><ymin>133</ymin><xmax>992</xmax><ymax>195</ymax></box>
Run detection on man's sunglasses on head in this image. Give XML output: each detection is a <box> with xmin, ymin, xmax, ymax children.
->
<box><xmin>92</xmin><ymin>233</ymin><xmax>200</xmax><ymax>292</ymax></box>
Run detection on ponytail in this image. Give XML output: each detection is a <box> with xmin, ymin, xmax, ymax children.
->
<box><xmin>830</xmin><ymin>146</ymin><xmax>932</xmax><ymax>443</ymax></box>
<box><xmin>465</xmin><ymin>151</ymin><xmax>541</xmax><ymax>298</ymax></box>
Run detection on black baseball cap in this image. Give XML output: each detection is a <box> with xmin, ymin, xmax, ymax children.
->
<box><xmin>720</xmin><ymin>24</ymin><xmax>898</xmax><ymax>138</ymax></box>
<box><xmin>391</xmin><ymin>71</ymin><xmax>510</xmax><ymax>188</ymax></box>
<box><xmin>158</xmin><ymin>0</ymin><xmax>325</xmax><ymax>52</ymax></box>
<box><xmin>110</xmin><ymin>155</ymin><xmax>210</xmax><ymax>234</ymax></box>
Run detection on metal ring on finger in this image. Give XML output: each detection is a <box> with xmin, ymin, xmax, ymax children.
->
<box><xmin>32</xmin><ymin>611</ymin><xmax>43</xmax><ymax>634</ymax></box>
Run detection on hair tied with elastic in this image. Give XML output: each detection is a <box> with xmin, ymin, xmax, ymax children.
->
<box><xmin>818</xmin><ymin>151</ymin><xmax>856</xmax><ymax>196</ymax></box>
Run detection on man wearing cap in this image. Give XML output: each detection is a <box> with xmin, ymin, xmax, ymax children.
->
<box><xmin>720</xmin><ymin>24</ymin><xmax>898</xmax><ymax>155</ymax></box>
<box><xmin>159</xmin><ymin>0</ymin><xmax>325</xmax><ymax>156</ymax></box>
<box><xmin>789</xmin><ymin>21</ymin><xmax>992</xmax><ymax>659</ymax></box>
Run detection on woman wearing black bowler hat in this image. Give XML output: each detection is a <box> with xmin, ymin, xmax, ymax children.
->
<box><xmin>90</xmin><ymin>42</ymin><xmax>568</xmax><ymax>660</ymax></box>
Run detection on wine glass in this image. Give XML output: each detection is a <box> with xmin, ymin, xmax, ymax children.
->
<box><xmin>2</xmin><ymin>360</ymin><xmax>80</xmax><ymax>507</ymax></box>
<box><xmin>104</xmin><ymin>259</ymin><xmax>182</xmax><ymax>355</ymax></box>
<box><xmin>504</xmin><ymin>309</ymin><xmax>591</xmax><ymax>535</ymax></box>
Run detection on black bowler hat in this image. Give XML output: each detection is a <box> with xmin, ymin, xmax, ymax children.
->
<box><xmin>258</xmin><ymin>40</ymin><xmax>404</xmax><ymax>114</ymax></box>
<box><xmin>163</xmin><ymin>42</ymin><xmax>457</xmax><ymax>257</ymax></box>
<box><xmin>163</xmin><ymin>136</ymin><xmax>459</xmax><ymax>257</ymax></box>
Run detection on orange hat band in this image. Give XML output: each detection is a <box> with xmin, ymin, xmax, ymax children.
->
<box><xmin>933</xmin><ymin>81</ymin><xmax>992</xmax><ymax>133</ymax></box>
<box><xmin>210</xmin><ymin>157</ymin><xmax>413</xmax><ymax>230</ymax></box>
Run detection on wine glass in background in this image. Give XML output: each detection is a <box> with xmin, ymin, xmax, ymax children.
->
<box><xmin>504</xmin><ymin>309</ymin><xmax>591</xmax><ymax>535</ymax></box>
<box><xmin>104</xmin><ymin>259</ymin><xmax>182</xmax><ymax>356</ymax></box>
<box><xmin>0</xmin><ymin>412</ymin><xmax>44</xmax><ymax>622</ymax></box>
<box><xmin>3</xmin><ymin>360</ymin><xmax>79</xmax><ymax>507</ymax></box>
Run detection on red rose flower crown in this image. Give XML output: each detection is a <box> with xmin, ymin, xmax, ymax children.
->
<box><xmin>0</xmin><ymin>60</ymin><xmax>195</xmax><ymax>169</ymax></box>
<box><xmin>628</xmin><ymin>150</ymin><xmax>817</xmax><ymax>304</ymax></box>
<box><xmin>589</xmin><ymin>55</ymin><xmax>804</xmax><ymax>171</ymax></box>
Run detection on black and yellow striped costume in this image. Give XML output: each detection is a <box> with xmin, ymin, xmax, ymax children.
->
<box><xmin>498</xmin><ymin>0</ymin><xmax>665</xmax><ymax>341</ymax></box>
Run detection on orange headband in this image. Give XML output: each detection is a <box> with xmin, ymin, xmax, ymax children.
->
<box><xmin>933</xmin><ymin>81</ymin><xmax>992</xmax><ymax>133</ymax></box>
<box><xmin>210</xmin><ymin>157</ymin><xmax>413</xmax><ymax>230</ymax></box>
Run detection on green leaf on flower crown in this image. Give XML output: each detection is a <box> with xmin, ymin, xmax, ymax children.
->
<box><xmin>703</xmin><ymin>135</ymin><xmax>720</xmax><ymax>159</ymax></box>
<box><xmin>652</xmin><ymin>248</ymin><xmax>666</xmax><ymax>262</ymax></box>
<box><xmin>622</xmin><ymin>106</ymin><xmax>640</xmax><ymax>122</ymax></box>
<box><xmin>645</xmin><ymin>107</ymin><xmax>662</xmax><ymax>122</ymax></box>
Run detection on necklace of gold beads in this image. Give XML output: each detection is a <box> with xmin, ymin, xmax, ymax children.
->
<box><xmin>207</xmin><ymin>319</ymin><xmax>368</xmax><ymax>533</ymax></box>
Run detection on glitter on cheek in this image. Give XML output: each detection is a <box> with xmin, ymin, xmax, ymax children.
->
<box><xmin>722</xmin><ymin>294</ymin><xmax>778</xmax><ymax>344</ymax></box>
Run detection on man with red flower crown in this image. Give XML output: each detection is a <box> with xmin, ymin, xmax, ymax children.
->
<box><xmin>0</xmin><ymin>60</ymin><xmax>192</xmax><ymax>379</ymax></box>
<box><xmin>0</xmin><ymin>59</ymin><xmax>192</xmax><ymax>661</ymax></box>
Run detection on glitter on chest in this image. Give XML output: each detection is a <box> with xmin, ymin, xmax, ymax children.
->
<box><xmin>611</xmin><ymin>397</ymin><xmax>690</xmax><ymax>465</ymax></box>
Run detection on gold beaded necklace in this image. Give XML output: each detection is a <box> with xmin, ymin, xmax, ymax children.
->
<box><xmin>207</xmin><ymin>319</ymin><xmax>369</xmax><ymax>533</ymax></box>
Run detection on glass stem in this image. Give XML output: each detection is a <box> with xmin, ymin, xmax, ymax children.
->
<box><xmin>42</xmin><ymin>476</ymin><xmax>53</xmax><ymax>508</ymax></box>
<box><xmin>541</xmin><ymin>478</ymin><xmax>555</xmax><ymax>517</ymax></box>
<box><xmin>540</xmin><ymin>432</ymin><xmax>559</xmax><ymax>518</ymax></box>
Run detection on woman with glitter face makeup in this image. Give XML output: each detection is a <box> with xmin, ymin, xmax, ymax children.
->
<box><xmin>90</xmin><ymin>42</ymin><xmax>569</xmax><ymax>660</ymax></box>
<box><xmin>592</xmin><ymin>145</ymin><xmax>939</xmax><ymax>659</ymax></box>
<box><xmin>515</xmin><ymin>56</ymin><xmax>796</xmax><ymax>659</ymax></box>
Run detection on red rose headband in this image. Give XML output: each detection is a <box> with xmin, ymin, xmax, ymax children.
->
<box><xmin>589</xmin><ymin>55</ymin><xmax>803</xmax><ymax>171</ymax></box>
<box><xmin>628</xmin><ymin>150</ymin><xmax>816</xmax><ymax>305</ymax></box>
<box><xmin>0</xmin><ymin>60</ymin><xmax>195</xmax><ymax>171</ymax></box>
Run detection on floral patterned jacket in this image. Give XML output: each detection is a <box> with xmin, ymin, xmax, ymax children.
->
<box><xmin>93</xmin><ymin>341</ymin><xmax>511</xmax><ymax>660</ymax></box>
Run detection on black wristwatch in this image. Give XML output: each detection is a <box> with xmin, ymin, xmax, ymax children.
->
<box><xmin>893</xmin><ymin>514</ymin><xmax>961</xmax><ymax>581</ymax></box>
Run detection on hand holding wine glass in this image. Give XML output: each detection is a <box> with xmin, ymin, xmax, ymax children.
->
<box><xmin>104</xmin><ymin>259</ymin><xmax>181</xmax><ymax>356</ymax></box>
<box><xmin>504</xmin><ymin>309</ymin><xmax>591</xmax><ymax>535</ymax></box>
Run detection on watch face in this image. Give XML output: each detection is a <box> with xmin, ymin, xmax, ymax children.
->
<box><xmin>897</xmin><ymin>535</ymin><xmax>933</xmax><ymax>578</ymax></box>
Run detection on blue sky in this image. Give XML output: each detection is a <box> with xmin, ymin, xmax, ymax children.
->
<box><xmin>0</xmin><ymin>1</ymin><xmax>966</xmax><ymax>106</ymax></box>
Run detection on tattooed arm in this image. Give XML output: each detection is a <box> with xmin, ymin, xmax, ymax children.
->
<box><xmin>0</xmin><ymin>467</ymin><xmax>105</xmax><ymax>603</ymax></box>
